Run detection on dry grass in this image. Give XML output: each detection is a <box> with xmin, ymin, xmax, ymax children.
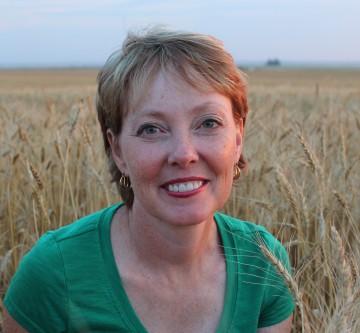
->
<box><xmin>1</xmin><ymin>68</ymin><xmax>360</xmax><ymax>332</ymax></box>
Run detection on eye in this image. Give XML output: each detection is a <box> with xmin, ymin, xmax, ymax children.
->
<box><xmin>137</xmin><ymin>124</ymin><xmax>160</xmax><ymax>136</ymax></box>
<box><xmin>201</xmin><ymin>119</ymin><xmax>220</xmax><ymax>129</ymax></box>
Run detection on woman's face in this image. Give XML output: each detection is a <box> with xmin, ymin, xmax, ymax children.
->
<box><xmin>108</xmin><ymin>69</ymin><xmax>243</xmax><ymax>226</ymax></box>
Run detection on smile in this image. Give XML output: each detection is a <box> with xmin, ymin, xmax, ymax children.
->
<box><xmin>166</xmin><ymin>181</ymin><xmax>204</xmax><ymax>193</ymax></box>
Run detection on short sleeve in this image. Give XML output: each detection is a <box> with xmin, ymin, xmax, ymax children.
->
<box><xmin>258</xmin><ymin>234</ymin><xmax>295</xmax><ymax>328</ymax></box>
<box><xmin>4</xmin><ymin>232</ymin><xmax>68</xmax><ymax>333</ymax></box>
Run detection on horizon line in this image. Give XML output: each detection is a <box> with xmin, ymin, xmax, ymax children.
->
<box><xmin>1</xmin><ymin>61</ymin><xmax>360</xmax><ymax>70</ymax></box>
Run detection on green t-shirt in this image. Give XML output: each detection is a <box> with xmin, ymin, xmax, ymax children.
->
<box><xmin>4</xmin><ymin>203</ymin><xmax>294</xmax><ymax>332</ymax></box>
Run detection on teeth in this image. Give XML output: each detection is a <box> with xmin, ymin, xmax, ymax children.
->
<box><xmin>167</xmin><ymin>181</ymin><xmax>203</xmax><ymax>193</ymax></box>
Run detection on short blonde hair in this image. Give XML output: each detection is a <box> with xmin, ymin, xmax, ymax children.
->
<box><xmin>96</xmin><ymin>26</ymin><xmax>249</xmax><ymax>207</ymax></box>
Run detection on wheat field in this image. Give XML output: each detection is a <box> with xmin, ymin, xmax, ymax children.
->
<box><xmin>0</xmin><ymin>67</ymin><xmax>359</xmax><ymax>332</ymax></box>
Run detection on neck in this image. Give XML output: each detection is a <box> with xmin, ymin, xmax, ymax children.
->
<box><xmin>120</xmin><ymin>206</ymin><xmax>220</xmax><ymax>271</ymax></box>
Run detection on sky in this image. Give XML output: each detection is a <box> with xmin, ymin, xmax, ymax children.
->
<box><xmin>0</xmin><ymin>0</ymin><xmax>359</xmax><ymax>67</ymax></box>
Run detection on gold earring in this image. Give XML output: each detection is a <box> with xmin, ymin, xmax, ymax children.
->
<box><xmin>120</xmin><ymin>174</ymin><xmax>132</xmax><ymax>190</ymax></box>
<box><xmin>233</xmin><ymin>164</ymin><xmax>241</xmax><ymax>180</ymax></box>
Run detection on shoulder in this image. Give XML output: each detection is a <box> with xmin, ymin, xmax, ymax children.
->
<box><xmin>214</xmin><ymin>211</ymin><xmax>277</xmax><ymax>243</ymax></box>
<box><xmin>4</xmin><ymin>203</ymin><xmax>122</xmax><ymax>332</ymax></box>
<box><xmin>215</xmin><ymin>211</ymin><xmax>290</xmax><ymax>266</ymax></box>
<box><xmin>19</xmin><ymin>203</ymin><xmax>121</xmax><ymax>279</ymax></box>
<box><xmin>11</xmin><ymin>203</ymin><xmax>119</xmax><ymax>262</ymax></box>
<box><xmin>4</xmin><ymin>227</ymin><xmax>67</xmax><ymax>331</ymax></box>
<box><xmin>6</xmin><ymin>203</ymin><xmax>119</xmax><ymax>279</ymax></box>
<box><xmin>49</xmin><ymin>203</ymin><xmax>121</xmax><ymax>243</ymax></box>
<box><xmin>215</xmin><ymin>212</ymin><xmax>295</xmax><ymax>328</ymax></box>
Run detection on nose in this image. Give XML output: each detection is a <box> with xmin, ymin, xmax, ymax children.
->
<box><xmin>167</xmin><ymin>133</ymin><xmax>199</xmax><ymax>168</ymax></box>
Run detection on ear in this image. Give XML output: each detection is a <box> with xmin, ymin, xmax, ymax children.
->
<box><xmin>234</xmin><ymin>118</ymin><xmax>243</xmax><ymax>163</ymax></box>
<box><xmin>107</xmin><ymin>129</ymin><xmax>128</xmax><ymax>174</ymax></box>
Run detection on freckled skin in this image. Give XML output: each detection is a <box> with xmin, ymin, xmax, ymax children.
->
<box><xmin>109</xmin><ymin>69</ymin><xmax>243</xmax><ymax>227</ymax></box>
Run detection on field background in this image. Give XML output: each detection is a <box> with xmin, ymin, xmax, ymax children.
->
<box><xmin>0</xmin><ymin>67</ymin><xmax>359</xmax><ymax>332</ymax></box>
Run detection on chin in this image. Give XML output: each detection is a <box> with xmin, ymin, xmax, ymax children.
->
<box><xmin>163</xmin><ymin>207</ymin><xmax>218</xmax><ymax>226</ymax></box>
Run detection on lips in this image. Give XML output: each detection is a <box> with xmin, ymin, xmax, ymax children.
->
<box><xmin>162</xmin><ymin>178</ymin><xmax>207</xmax><ymax>194</ymax></box>
<box><xmin>167</xmin><ymin>180</ymin><xmax>204</xmax><ymax>193</ymax></box>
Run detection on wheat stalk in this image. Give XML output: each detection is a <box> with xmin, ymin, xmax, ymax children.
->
<box><xmin>295</xmin><ymin>125</ymin><xmax>323</xmax><ymax>178</ymax></box>
<box><xmin>259</xmin><ymin>244</ymin><xmax>307</xmax><ymax>331</ymax></box>
<box><xmin>31</xmin><ymin>185</ymin><xmax>51</xmax><ymax>233</ymax></box>
<box><xmin>82</xmin><ymin>122</ymin><xmax>92</xmax><ymax>146</ymax></box>
<box><xmin>275</xmin><ymin>166</ymin><xmax>300</xmax><ymax>223</ymax></box>
<box><xmin>27</xmin><ymin>161</ymin><xmax>44</xmax><ymax>190</ymax></box>
<box><xmin>333</xmin><ymin>190</ymin><xmax>348</xmax><ymax>211</ymax></box>
<box><xmin>299</xmin><ymin>189</ymin><xmax>310</xmax><ymax>241</ymax></box>
<box><xmin>260</xmin><ymin>244</ymin><xmax>301</xmax><ymax>303</ymax></box>
<box><xmin>68</xmin><ymin>100</ymin><xmax>82</xmax><ymax>138</ymax></box>
<box><xmin>330</xmin><ymin>226</ymin><xmax>352</xmax><ymax>300</ymax></box>
<box><xmin>254</xmin><ymin>200</ymin><xmax>273</xmax><ymax>211</ymax></box>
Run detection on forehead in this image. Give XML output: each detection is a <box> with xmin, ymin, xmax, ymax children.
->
<box><xmin>127</xmin><ymin>66</ymin><xmax>217</xmax><ymax>115</ymax></box>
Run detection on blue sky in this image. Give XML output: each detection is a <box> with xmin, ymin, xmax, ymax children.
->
<box><xmin>1</xmin><ymin>0</ymin><xmax>359</xmax><ymax>67</ymax></box>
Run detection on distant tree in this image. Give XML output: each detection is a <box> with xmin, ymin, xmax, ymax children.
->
<box><xmin>266</xmin><ymin>58</ymin><xmax>281</xmax><ymax>66</ymax></box>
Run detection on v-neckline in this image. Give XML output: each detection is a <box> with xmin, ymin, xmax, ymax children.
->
<box><xmin>100</xmin><ymin>203</ymin><xmax>238</xmax><ymax>333</ymax></box>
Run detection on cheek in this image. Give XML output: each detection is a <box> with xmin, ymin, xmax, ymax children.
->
<box><xmin>126</xmin><ymin>151</ymin><xmax>162</xmax><ymax>184</ymax></box>
<box><xmin>208</xmin><ymin>153</ymin><xmax>235</xmax><ymax>184</ymax></box>
<box><xmin>214</xmin><ymin>140</ymin><xmax>238</xmax><ymax>167</ymax></box>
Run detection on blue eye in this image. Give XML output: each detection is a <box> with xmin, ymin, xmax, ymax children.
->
<box><xmin>137</xmin><ymin>124</ymin><xmax>159</xmax><ymax>136</ymax></box>
<box><xmin>202</xmin><ymin>119</ymin><xmax>219</xmax><ymax>129</ymax></box>
<box><xmin>144</xmin><ymin>126</ymin><xmax>158</xmax><ymax>134</ymax></box>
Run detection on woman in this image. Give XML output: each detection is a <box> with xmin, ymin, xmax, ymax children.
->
<box><xmin>4</xmin><ymin>27</ymin><xmax>294</xmax><ymax>332</ymax></box>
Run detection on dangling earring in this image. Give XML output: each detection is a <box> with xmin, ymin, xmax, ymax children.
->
<box><xmin>120</xmin><ymin>174</ymin><xmax>132</xmax><ymax>190</ymax></box>
<box><xmin>233</xmin><ymin>164</ymin><xmax>241</xmax><ymax>180</ymax></box>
